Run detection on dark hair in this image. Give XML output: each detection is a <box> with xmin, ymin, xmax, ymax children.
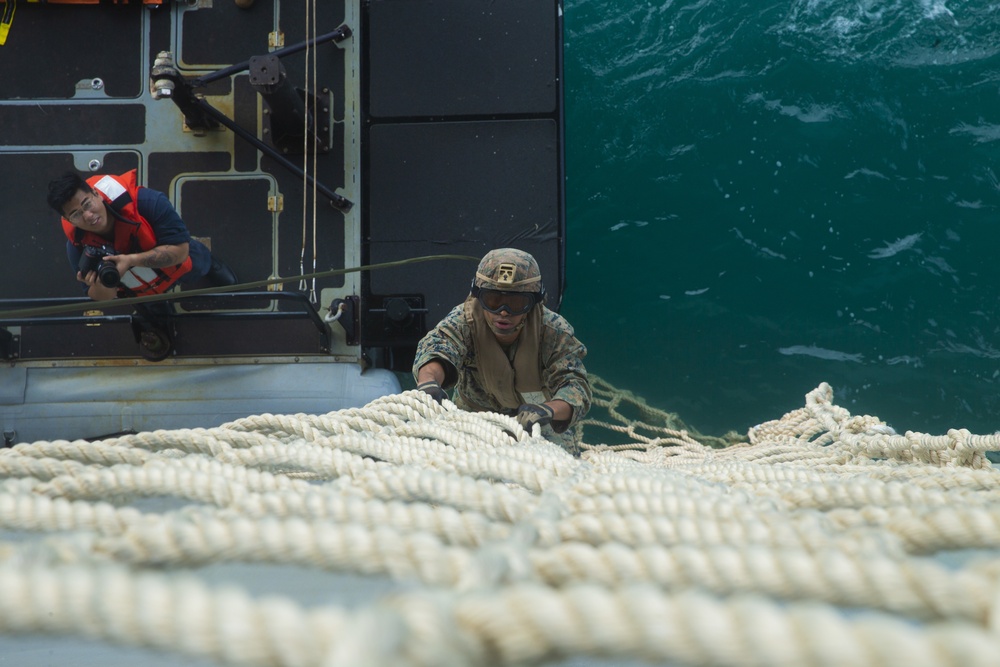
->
<box><xmin>47</xmin><ymin>171</ymin><xmax>91</xmax><ymax>215</ymax></box>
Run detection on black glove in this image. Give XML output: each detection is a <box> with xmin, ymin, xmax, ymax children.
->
<box><xmin>417</xmin><ymin>380</ymin><xmax>448</xmax><ymax>404</ymax></box>
<box><xmin>516</xmin><ymin>403</ymin><xmax>554</xmax><ymax>430</ymax></box>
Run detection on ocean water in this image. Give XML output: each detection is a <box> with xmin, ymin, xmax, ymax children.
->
<box><xmin>561</xmin><ymin>0</ymin><xmax>1000</xmax><ymax>437</ymax></box>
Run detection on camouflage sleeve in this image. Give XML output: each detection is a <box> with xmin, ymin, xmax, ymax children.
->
<box><xmin>540</xmin><ymin>309</ymin><xmax>592</xmax><ymax>431</ymax></box>
<box><xmin>412</xmin><ymin>304</ymin><xmax>470</xmax><ymax>389</ymax></box>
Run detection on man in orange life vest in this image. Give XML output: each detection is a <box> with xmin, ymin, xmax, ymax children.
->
<box><xmin>47</xmin><ymin>170</ymin><xmax>237</xmax><ymax>301</ymax></box>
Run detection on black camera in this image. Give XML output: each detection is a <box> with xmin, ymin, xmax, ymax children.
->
<box><xmin>78</xmin><ymin>245</ymin><xmax>121</xmax><ymax>288</ymax></box>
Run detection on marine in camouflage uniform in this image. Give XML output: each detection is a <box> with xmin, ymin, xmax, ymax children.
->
<box><xmin>413</xmin><ymin>248</ymin><xmax>592</xmax><ymax>455</ymax></box>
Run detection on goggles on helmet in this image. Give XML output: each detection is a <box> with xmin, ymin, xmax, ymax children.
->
<box><xmin>471</xmin><ymin>284</ymin><xmax>541</xmax><ymax>316</ymax></box>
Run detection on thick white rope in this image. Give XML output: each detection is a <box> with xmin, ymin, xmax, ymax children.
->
<box><xmin>2</xmin><ymin>384</ymin><xmax>1000</xmax><ymax>667</ymax></box>
<box><xmin>4</xmin><ymin>566</ymin><xmax>1000</xmax><ymax>667</ymax></box>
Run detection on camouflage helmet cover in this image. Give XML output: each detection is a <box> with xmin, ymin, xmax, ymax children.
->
<box><xmin>473</xmin><ymin>248</ymin><xmax>543</xmax><ymax>293</ymax></box>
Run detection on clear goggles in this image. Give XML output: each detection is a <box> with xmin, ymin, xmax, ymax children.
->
<box><xmin>472</xmin><ymin>285</ymin><xmax>541</xmax><ymax>315</ymax></box>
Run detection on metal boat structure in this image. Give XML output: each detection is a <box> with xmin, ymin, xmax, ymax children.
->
<box><xmin>0</xmin><ymin>0</ymin><xmax>566</xmax><ymax>445</ymax></box>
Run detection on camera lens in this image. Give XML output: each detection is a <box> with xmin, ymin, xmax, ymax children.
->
<box><xmin>98</xmin><ymin>263</ymin><xmax>120</xmax><ymax>288</ymax></box>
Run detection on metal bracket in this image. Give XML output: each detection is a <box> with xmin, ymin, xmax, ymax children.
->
<box><xmin>0</xmin><ymin>328</ymin><xmax>18</xmax><ymax>361</ymax></box>
<box><xmin>149</xmin><ymin>24</ymin><xmax>354</xmax><ymax>211</ymax></box>
<box><xmin>253</xmin><ymin>52</ymin><xmax>334</xmax><ymax>156</ymax></box>
<box><xmin>330</xmin><ymin>296</ymin><xmax>359</xmax><ymax>345</ymax></box>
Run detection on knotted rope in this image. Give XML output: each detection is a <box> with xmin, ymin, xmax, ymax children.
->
<box><xmin>2</xmin><ymin>381</ymin><xmax>1000</xmax><ymax>666</ymax></box>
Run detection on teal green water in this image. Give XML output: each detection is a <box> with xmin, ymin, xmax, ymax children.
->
<box><xmin>561</xmin><ymin>0</ymin><xmax>1000</xmax><ymax>436</ymax></box>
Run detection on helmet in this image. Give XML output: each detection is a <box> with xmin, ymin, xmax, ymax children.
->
<box><xmin>473</xmin><ymin>248</ymin><xmax>543</xmax><ymax>293</ymax></box>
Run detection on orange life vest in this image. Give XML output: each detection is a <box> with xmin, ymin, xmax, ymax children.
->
<box><xmin>62</xmin><ymin>170</ymin><xmax>194</xmax><ymax>297</ymax></box>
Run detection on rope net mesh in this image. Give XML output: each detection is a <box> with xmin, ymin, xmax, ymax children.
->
<box><xmin>3</xmin><ymin>379</ymin><xmax>1000</xmax><ymax>666</ymax></box>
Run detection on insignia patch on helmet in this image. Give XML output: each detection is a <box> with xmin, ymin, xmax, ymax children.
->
<box><xmin>496</xmin><ymin>263</ymin><xmax>517</xmax><ymax>285</ymax></box>
<box><xmin>474</xmin><ymin>248</ymin><xmax>543</xmax><ymax>293</ymax></box>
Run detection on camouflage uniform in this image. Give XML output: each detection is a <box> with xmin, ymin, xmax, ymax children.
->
<box><xmin>413</xmin><ymin>248</ymin><xmax>592</xmax><ymax>455</ymax></box>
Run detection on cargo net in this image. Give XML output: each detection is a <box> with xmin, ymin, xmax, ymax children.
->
<box><xmin>3</xmin><ymin>379</ymin><xmax>1000</xmax><ymax>666</ymax></box>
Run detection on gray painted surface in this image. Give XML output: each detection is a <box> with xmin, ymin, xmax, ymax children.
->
<box><xmin>0</xmin><ymin>363</ymin><xmax>401</xmax><ymax>443</ymax></box>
